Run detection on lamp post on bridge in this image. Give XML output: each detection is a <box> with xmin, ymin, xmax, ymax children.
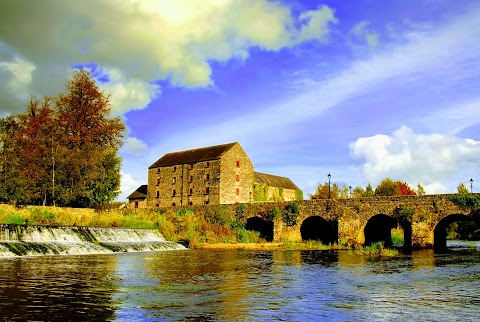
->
<box><xmin>349</xmin><ymin>185</ymin><xmax>352</xmax><ymax>198</ymax></box>
<box><xmin>470</xmin><ymin>178</ymin><xmax>473</xmax><ymax>193</ymax></box>
<box><xmin>328</xmin><ymin>173</ymin><xmax>331</xmax><ymax>199</ymax></box>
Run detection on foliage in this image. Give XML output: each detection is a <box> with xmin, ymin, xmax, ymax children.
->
<box><xmin>417</xmin><ymin>183</ymin><xmax>426</xmax><ymax>196</ymax></box>
<box><xmin>235</xmin><ymin>204</ymin><xmax>246</xmax><ymax>224</ymax></box>
<box><xmin>282</xmin><ymin>202</ymin><xmax>299</xmax><ymax>227</ymax></box>
<box><xmin>391</xmin><ymin>228</ymin><xmax>404</xmax><ymax>245</ymax></box>
<box><xmin>351</xmin><ymin>242</ymin><xmax>399</xmax><ymax>257</ymax></box>
<box><xmin>339</xmin><ymin>185</ymin><xmax>349</xmax><ymax>199</ymax></box>
<box><xmin>393</xmin><ymin>205</ymin><xmax>414</xmax><ymax>224</ymax></box>
<box><xmin>375</xmin><ymin>178</ymin><xmax>416</xmax><ymax>196</ymax></box>
<box><xmin>0</xmin><ymin>70</ymin><xmax>125</xmax><ymax>207</ymax></box>
<box><xmin>365</xmin><ymin>183</ymin><xmax>375</xmax><ymax>197</ymax></box>
<box><xmin>295</xmin><ymin>189</ymin><xmax>304</xmax><ymax>201</ymax></box>
<box><xmin>266</xmin><ymin>206</ymin><xmax>280</xmax><ymax>222</ymax></box>
<box><xmin>310</xmin><ymin>182</ymin><xmax>339</xmax><ymax>199</ymax></box>
<box><xmin>448</xmin><ymin>194</ymin><xmax>480</xmax><ymax>211</ymax></box>
<box><xmin>457</xmin><ymin>183</ymin><xmax>470</xmax><ymax>194</ymax></box>
<box><xmin>252</xmin><ymin>183</ymin><xmax>267</xmax><ymax>201</ymax></box>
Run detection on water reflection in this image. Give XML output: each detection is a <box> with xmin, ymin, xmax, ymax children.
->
<box><xmin>0</xmin><ymin>255</ymin><xmax>118</xmax><ymax>321</ymax></box>
<box><xmin>0</xmin><ymin>249</ymin><xmax>479</xmax><ymax>321</ymax></box>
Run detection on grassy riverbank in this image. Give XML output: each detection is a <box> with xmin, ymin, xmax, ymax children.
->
<box><xmin>0</xmin><ymin>204</ymin><xmax>399</xmax><ymax>255</ymax></box>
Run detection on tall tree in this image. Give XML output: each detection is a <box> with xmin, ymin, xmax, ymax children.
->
<box><xmin>375</xmin><ymin>178</ymin><xmax>416</xmax><ymax>196</ymax></box>
<box><xmin>0</xmin><ymin>70</ymin><xmax>125</xmax><ymax>207</ymax></box>
<box><xmin>55</xmin><ymin>70</ymin><xmax>125</xmax><ymax>207</ymax></box>
<box><xmin>417</xmin><ymin>183</ymin><xmax>426</xmax><ymax>196</ymax></box>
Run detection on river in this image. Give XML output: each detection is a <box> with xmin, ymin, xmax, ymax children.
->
<box><xmin>0</xmin><ymin>246</ymin><xmax>479</xmax><ymax>321</ymax></box>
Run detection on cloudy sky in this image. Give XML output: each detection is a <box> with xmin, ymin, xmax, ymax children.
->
<box><xmin>1</xmin><ymin>0</ymin><xmax>479</xmax><ymax>200</ymax></box>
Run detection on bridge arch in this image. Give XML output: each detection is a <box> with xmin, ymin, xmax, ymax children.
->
<box><xmin>300</xmin><ymin>216</ymin><xmax>337</xmax><ymax>244</ymax></box>
<box><xmin>245</xmin><ymin>217</ymin><xmax>273</xmax><ymax>242</ymax></box>
<box><xmin>364</xmin><ymin>214</ymin><xmax>412</xmax><ymax>250</ymax></box>
<box><xmin>433</xmin><ymin>213</ymin><xmax>478</xmax><ymax>253</ymax></box>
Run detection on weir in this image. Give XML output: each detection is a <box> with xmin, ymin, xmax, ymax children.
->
<box><xmin>0</xmin><ymin>224</ymin><xmax>186</xmax><ymax>257</ymax></box>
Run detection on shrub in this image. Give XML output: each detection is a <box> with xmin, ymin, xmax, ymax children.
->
<box><xmin>283</xmin><ymin>202</ymin><xmax>299</xmax><ymax>227</ymax></box>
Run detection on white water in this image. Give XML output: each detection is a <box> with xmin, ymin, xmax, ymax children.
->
<box><xmin>0</xmin><ymin>225</ymin><xmax>186</xmax><ymax>257</ymax></box>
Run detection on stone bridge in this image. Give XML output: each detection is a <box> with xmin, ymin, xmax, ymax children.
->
<box><xmin>216</xmin><ymin>194</ymin><xmax>479</xmax><ymax>253</ymax></box>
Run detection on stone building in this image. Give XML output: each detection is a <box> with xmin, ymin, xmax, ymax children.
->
<box><xmin>127</xmin><ymin>142</ymin><xmax>302</xmax><ymax>208</ymax></box>
<box><xmin>127</xmin><ymin>185</ymin><xmax>148</xmax><ymax>209</ymax></box>
<box><xmin>254</xmin><ymin>172</ymin><xmax>301</xmax><ymax>202</ymax></box>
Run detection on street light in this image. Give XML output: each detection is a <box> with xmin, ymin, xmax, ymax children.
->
<box><xmin>470</xmin><ymin>178</ymin><xmax>473</xmax><ymax>193</ymax></box>
<box><xmin>349</xmin><ymin>185</ymin><xmax>352</xmax><ymax>198</ymax></box>
<box><xmin>328</xmin><ymin>173</ymin><xmax>331</xmax><ymax>199</ymax></box>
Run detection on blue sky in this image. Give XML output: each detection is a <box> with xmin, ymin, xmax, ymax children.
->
<box><xmin>1</xmin><ymin>0</ymin><xmax>479</xmax><ymax>200</ymax></box>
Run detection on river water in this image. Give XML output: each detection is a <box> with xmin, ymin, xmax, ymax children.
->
<box><xmin>0</xmin><ymin>246</ymin><xmax>479</xmax><ymax>321</ymax></box>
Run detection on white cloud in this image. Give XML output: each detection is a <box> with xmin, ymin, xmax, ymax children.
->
<box><xmin>349</xmin><ymin>126</ymin><xmax>480</xmax><ymax>193</ymax></box>
<box><xmin>0</xmin><ymin>56</ymin><xmax>36</xmax><ymax>114</ymax></box>
<box><xmin>349</xmin><ymin>20</ymin><xmax>379</xmax><ymax>49</ymax></box>
<box><xmin>122</xmin><ymin>137</ymin><xmax>149</xmax><ymax>156</ymax></box>
<box><xmin>0</xmin><ymin>0</ymin><xmax>337</xmax><ymax>114</ymax></box>
<box><xmin>118</xmin><ymin>171</ymin><xmax>144</xmax><ymax>201</ymax></box>
<box><xmin>89</xmin><ymin>66</ymin><xmax>161</xmax><ymax>116</ymax></box>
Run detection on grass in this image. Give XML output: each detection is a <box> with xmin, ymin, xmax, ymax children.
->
<box><xmin>350</xmin><ymin>242</ymin><xmax>399</xmax><ymax>257</ymax></box>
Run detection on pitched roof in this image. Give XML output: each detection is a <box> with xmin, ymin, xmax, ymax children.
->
<box><xmin>254</xmin><ymin>172</ymin><xmax>300</xmax><ymax>190</ymax></box>
<box><xmin>149</xmin><ymin>142</ymin><xmax>238</xmax><ymax>168</ymax></box>
<box><xmin>127</xmin><ymin>185</ymin><xmax>148</xmax><ymax>200</ymax></box>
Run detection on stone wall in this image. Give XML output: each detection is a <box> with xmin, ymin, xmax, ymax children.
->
<box><xmin>219</xmin><ymin>143</ymin><xmax>254</xmax><ymax>204</ymax></box>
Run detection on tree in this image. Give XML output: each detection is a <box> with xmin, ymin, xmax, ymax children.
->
<box><xmin>339</xmin><ymin>185</ymin><xmax>349</xmax><ymax>199</ymax></box>
<box><xmin>375</xmin><ymin>178</ymin><xmax>416</xmax><ymax>196</ymax></box>
<box><xmin>0</xmin><ymin>70</ymin><xmax>125</xmax><ymax>207</ymax></box>
<box><xmin>310</xmin><ymin>182</ymin><xmax>339</xmax><ymax>199</ymax></box>
<box><xmin>365</xmin><ymin>183</ymin><xmax>375</xmax><ymax>197</ymax></box>
<box><xmin>375</xmin><ymin>178</ymin><xmax>398</xmax><ymax>196</ymax></box>
<box><xmin>352</xmin><ymin>186</ymin><xmax>365</xmax><ymax>198</ymax></box>
<box><xmin>458</xmin><ymin>183</ymin><xmax>470</xmax><ymax>194</ymax></box>
<box><xmin>417</xmin><ymin>183</ymin><xmax>426</xmax><ymax>196</ymax></box>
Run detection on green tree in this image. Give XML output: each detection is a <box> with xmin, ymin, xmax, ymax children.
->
<box><xmin>365</xmin><ymin>183</ymin><xmax>375</xmax><ymax>197</ymax></box>
<box><xmin>310</xmin><ymin>182</ymin><xmax>339</xmax><ymax>199</ymax></box>
<box><xmin>417</xmin><ymin>183</ymin><xmax>426</xmax><ymax>196</ymax></box>
<box><xmin>457</xmin><ymin>183</ymin><xmax>470</xmax><ymax>194</ymax></box>
<box><xmin>352</xmin><ymin>186</ymin><xmax>365</xmax><ymax>198</ymax></box>
<box><xmin>339</xmin><ymin>185</ymin><xmax>349</xmax><ymax>199</ymax></box>
<box><xmin>375</xmin><ymin>178</ymin><xmax>398</xmax><ymax>196</ymax></box>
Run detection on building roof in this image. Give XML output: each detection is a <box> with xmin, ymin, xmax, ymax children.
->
<box><xmin>127</xmin><ymin>185</ymin><xmax>148</xmax><ymax>200</ymax></box>
<box><xmin>149</xmin><ymin>142</ymin><xmax>238</xmax><ymax>168</ymax></box>
<box><xmin>254</xmin><ymin>172</ymin><xmax>300</xmax><ymax>191</ymax></box>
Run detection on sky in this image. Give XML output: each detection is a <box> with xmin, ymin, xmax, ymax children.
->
<box><xmin>1</xmin><ymin>0</ymin><xmax>479</xmax><ymax>200</ymax></box>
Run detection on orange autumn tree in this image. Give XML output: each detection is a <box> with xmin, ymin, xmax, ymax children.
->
<box><xmin>0</xmin><ymin>70</ymin><xmax>125</xmax><ymax>207</ymax></box>
<box><xmin>374</xmin><ymin>178</ymin><xmax>417</xmax><ymax>196</ymax></box>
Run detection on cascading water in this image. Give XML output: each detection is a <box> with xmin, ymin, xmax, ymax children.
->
<box><xmin>0</xmin><ymin>224</ymin><xmax>186</xmax><ymax>257</ymax></box>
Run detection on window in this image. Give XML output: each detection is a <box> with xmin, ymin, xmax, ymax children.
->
<box><xmin>236</xmin><ymin>175</ymin><xmax>240</xmax><ymax>182</ymax></box>
<box><xmin>172</xmin><ymin>190</ymin><xmax>176</xmax><ymax>197</ymax></box>
<box><xmin>156</xmin><ymin>168</ymin><xmax>160</xmax><ymax>174</ymax></box>
<box><xmin>206</xmin><ymin>174</ymin><xmax>210</xmax><ymax>181</ymax></box>
<box><xmin>189</xmin><ymin>188</ymin><xmax>193</xmax><ymax>195</ymax></box>
<box><xmin>156</xmin><ymin>203</ymin><xmax>159</xmax><ymax>208</ymax></box>
<box><xmin>172</xmin><ymin>177</ymin><xmax>176</xmax><ymax>184</ymax></box>
<box><xmin>204</xmin><ymin>200</ymin><xmax>209</xmax><ymax>205</ymax></box>
<box><xmin>173</xmin><ymin>166</ymin><xmax>176</xmax><ymax>172</ymax></box>
<box><xmin>236</xmin><ymin>160</ymin><xmax>240</xmax><ymax>167</ymax></box>
<box><xmin>205</xmin><ymin>187</ymin><xmax>209</xmax><ymax>195</ymax></box>
<box><xmin>189</xmin><ymin>175</ymin><xmax>193</xmax><ymax>183</ymax></box>
<box><xmin>236</xmin><ymin>188</ymin><xmax>240</xmax><ymax>195</ymax></box>
<box><xmin>189</xmin><ymin>164</ymin><xmax>194</xmax><ymax>170</ymax></box>
<box><xmin>188</xmin><ymin>201</ymin><xmax>193</xmax><ymax>206</ymax></box>
<box><xmin>206</xmin><ymin>161</ymin><xmax>210</xmax><ymax>168</ymax></box>
<box><xmin>172</xmin><ymin>202</ymin><xmax>176</xmax><ymax>207</ymax></box>
<box><xmin>134</xmin><ymin>201</ymin><xmax>139</xmax><ymax>209</ymax></box>
<box><xmin>156</xmin><ymin>191</ymin><xmax>160</xmax><ymax>198</ymax></box>
<box><xmin>156</xmin><ymin>178</ymin><xmax>160</xmax><ymax>186</ymax></box>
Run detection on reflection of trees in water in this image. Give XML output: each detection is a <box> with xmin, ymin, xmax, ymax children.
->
<box><xmin>0</xmin><ymin>255</ymin><xmax>118</xmax><ymax>321</ymax></box>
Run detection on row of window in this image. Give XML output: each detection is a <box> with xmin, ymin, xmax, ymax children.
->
<box><xmin>155</xmin><ymin>160</ymin><xmax>241</xmax><ymax>174</ymax></box>
<box><xmin>155</xmin><ymin>173</ymin><xmax>243</xmax><ymax>186</ymax></box>
<box><xmin>155</xmin><ymin>188</ymin><xmax>241</xmax><ymax>198</ymax></box>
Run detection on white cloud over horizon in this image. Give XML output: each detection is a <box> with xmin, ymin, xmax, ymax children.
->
<box><xmin>349</xmin><ymin>126</ymin><xmax>480</xmax><ymax>193</ymax></box>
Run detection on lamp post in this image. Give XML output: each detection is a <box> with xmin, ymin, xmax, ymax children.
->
<box><xmin>470</xmin><ymin>178</ymin><xmax>473</xmax><ymax>193</ymax></box>
<box><xmin>249</xmin><ymin>191</ymin><xmax>252</xmax><ymax>203</ymax></box>
<box><xmin>349</xmin><ymin>185</ymin><xmax>352</xmax><ymax>198</ymax></box>
<box><xmin>328</xmin><ymin>173</ymin><xmax>331</xmax><ymax>199</ymax></box>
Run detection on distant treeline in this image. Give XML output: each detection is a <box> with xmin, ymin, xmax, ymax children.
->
<box><xmin>0</xmin><ymin>70</ymin><xmax>125</xmax><ymax>207</ymax></box>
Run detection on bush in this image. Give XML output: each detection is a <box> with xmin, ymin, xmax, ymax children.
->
<box><xmin>283</xmin><ymin>202</ymin><xmax>299</xmax><ymax>227</ymax></box>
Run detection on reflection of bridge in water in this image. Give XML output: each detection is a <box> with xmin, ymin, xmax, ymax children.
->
<box><xmin>232</xmin><ymin>194</ymin><xmax>480</xmax><ymax>253</ymax></box>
